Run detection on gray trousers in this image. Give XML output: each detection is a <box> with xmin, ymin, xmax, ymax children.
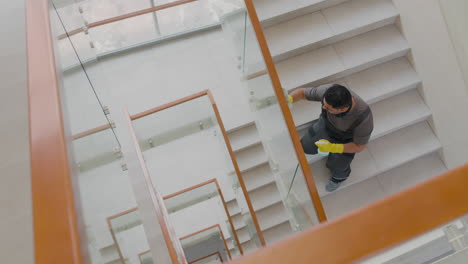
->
<box><xmin>300</xmin><ymin>118</ymin><xmax>355</xmax><ymax>183</ymax></box>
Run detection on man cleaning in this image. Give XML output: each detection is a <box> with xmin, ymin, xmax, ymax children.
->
<box><xmin>288</xmin><ymin>84</ymin><xmax>373</xmax><ymax>192</ymax></box>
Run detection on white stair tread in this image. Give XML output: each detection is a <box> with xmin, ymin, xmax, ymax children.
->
<box><xmin>265</xmin><ymin>11</ymin><xmax>333</xmax><ymax>60</ymax></box>
<box><xmin>235</xmin><ymin>226</ymin><xmax>251</xmax><ymax>244</ymax></box>
<box><xmin>312</xmin><ymin>121</ymin><xmax>441</xmax><ymax>196</ymax></box>
<box><xmin>334</xmin><ymin>25</ymin><xmax>408</xmax><ymax>69</ymax></box>
<box><xmin>345</xmin><ymin>57</ymin><xmax>421</xmax><ymax>105</ymax></box>
<box><xmin>242</xmin><ymin>163</ymin><xmax>276</xmax><ymax>192</ymax></box>
<box><xmin>235</xmin><ymin>143</ymin><xmax>268</xmax><ymax>172</ymax></box>
<box><xmin>263</xmin><ymin>221</ymin><xmax>294</xmax><ymax>244</ymax></box>
<box><xmin>371</xmin><ymin>90</ymin><xmax>432</xmax><ymax>139</ymax></box>
<box><xmin>276</xmin><ymin>25</ymin><xmax>409</xmax><ymax>89</ymax></box>
<box><xmin>230</xmin><ymin>213</ymin><xmax>245</xmax><ymax>230</ymax></box>
<box><xmin>368</xmin><ymin>121</ymin><xmax>441</xmax><ymax>172</ymax></box>
<box><xmin>249</xmin><ymin>182</ymin><xmax>283</xmax><ymax>211</ymax></box>
<box><xmin>227</xmin><ymin>200</ymin><xmax>240</xmax><ymax>216</ymax></box>
<box><xmin>256</xmin><ymin>202</ymin><xmax>290</xmax><ymax>231</ymax></box>
<box><xmin>322</xmin><ymin>0</ymin><xmax>398</xmax><ymax>35</ymax></box>
<box><xmin>265</xmin><ymin>0</ymin><xmax>398</xmax><ymax>61</ymax></box>
<box><xmin>322</xmin><ymin>176</ymin><xmax>387</xmax><ymax>219</ymax></box>
<box><xmin>229</xmin><ymin>124</ymin><xmax>261</xmax><ymax>152</ymax></box>
<box><xmin>322</xmin><ymin>153</ymin><xmax>446</xmax><ymax>219</ymax></box>
<box><xmin>377</xmin><ymin>152</ymin><xmax>447</xmax><ymax>196</ymax></box>
<box><xmin>255</xmin><ymin>0</ymin><xmax>349</xmax><ymax>26</ymax></box>
<box><xmin>232</xmin><ymin>201</ymin><xmax>289</xmax><ymax>237</ymax></box>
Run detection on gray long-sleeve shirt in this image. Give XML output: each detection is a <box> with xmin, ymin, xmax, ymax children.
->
<box><xmin>305</xmin><ymin>84</ymin><xmax>374</xmax><ymax>145</ymax></box>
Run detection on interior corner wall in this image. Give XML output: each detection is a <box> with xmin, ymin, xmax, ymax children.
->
<box><xmin>392</xmin><ymin>0</ymin><xmax>468</xmax><ymax>169</ymax></box>
<box><xmin>0</xmin><ymin>1</ymin><xmax>34</xmax><ymax>263</ymax></box>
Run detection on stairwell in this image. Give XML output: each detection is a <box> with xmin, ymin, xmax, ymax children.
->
<box><xmin>222</xmin><ymin>0</ymin><xmax>449</xmax><ymax>248</ymax></box>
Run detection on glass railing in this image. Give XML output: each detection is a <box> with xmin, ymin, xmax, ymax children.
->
<box><xmin>42</xmin><ymin>0</ymin><xmax>326</xmax><ymax>262</ymax></box>
<box><xmin>52</xmin><ymin>0</ymin><xmax>244</xmax><ymax>55</ymax></box>
<box><xmin>220</xmin><ymin>3</ymin><xmax>324</xmax><ymax>231</ymax></box>
<box><xmin>127</xmin><ymin>91</ymin><xmax>265</xmax><ymax>252</ymax></box>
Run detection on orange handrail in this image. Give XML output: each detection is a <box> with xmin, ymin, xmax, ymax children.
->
<box><xmin>27</xmin><ymin>0</ymin><xmax>84</xmax><ymax>263</ymax></box>
<box><xmin>130</xmin><ymin>90</ymin><xmax>266</xmax><ymax>246</ymax></box>
<box><xmin>229</xmin><ymin>164</ymin><xmax>468</xmax><ymax>264</ymax></box>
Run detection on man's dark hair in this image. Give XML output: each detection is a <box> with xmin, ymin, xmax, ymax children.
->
<box><xmin>323</xmin><ymin>84</ymin><xmax>352</xmax><ymax>109</ymax></box>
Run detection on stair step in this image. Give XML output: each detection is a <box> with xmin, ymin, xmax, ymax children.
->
<box><xmin>229</xmin><ymin>123</ymin><xmax>261</xmax><ymax>152</ymax></box>
<box><xmin>230</xmin><ymin>213</ymin><xmax>245</xmax><ymax>230</ymax></box>
<box><xmin>256</xmin><ymin>201</ymin><xmax>290</xmax><ymax>231</ymax></box>
<box><xmin>263</xmin><ymin>221</ymin><xmax>294</xmax><ymax>244</ymax></box>
<box><xmin>235</xmin><ymin>225</ymin><xmax>251</xmax><ymax>244</ymax></box>
<box><xmin>226</xmin><ymin>199</ymin><xmax>240</xmax><ymax>216</ymax></box>
<box><xmin>322</xmin><ymin>153</ymin><xmax>447</xmax><ymax>219</ymax></box>
<box><xmin>273</xmin><ymin>25</ymin><xmax>409</xmax><ymax>90</ymax></box>
<box><xmin>369</xmin><ymin>122</ymin><xmax>441</xmax><ymax>172</ymax></box>
<box><xmin>230</xmin><ymin>200</ymin><xmax>289</xmax><ymax>231</ymax></box>
<box><xmin>371</xmin><ymin>90</ymin><xmax>432</xmax><ymax>139</ymax></box>
<box><xmin>265</xmin><ymin>0</ymin><xmax>399</xmax><ymax>63</ymax></box>
<box><xmin>255</xmin><ymin>0</ymin><xmax>350</xmax><ymax>27</ymax></box>
<box><xmin>242</xmin><ymin>163</ymin><xmax>276</xmax><ymax>192</ymax></box>
<box><xmin>344</xmin><ymin>57</ymin><xmax>421</xmax><ymax>105</ymax></box>
<box><xmin>312</xmin><ymin>121</ymin><xmax>441</xmax><ymax>196</ymax></box>
<box><xmin>230</xmin><ymin>200</ymin><xmax>291</xmax><ymax>247</ymax></box>
<box><xmin>249</xmin><ymin>182</ymin><xmax>283</xmax><ymax>211</ymax></box>
<box><xmin>377</xmin><ymin>152</ymin><xmax>447</xmax><ymax>196</ymax></box>
<box><xmin>235</xmin><ymin>143</ymin><xmax>268</xmax><ymax>172</ymax></box>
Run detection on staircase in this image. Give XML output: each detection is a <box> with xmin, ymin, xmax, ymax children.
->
<box><xmin>222</xmin><ymin>0</ymin><xmax>449</xmax><ymax>247</ymax></box>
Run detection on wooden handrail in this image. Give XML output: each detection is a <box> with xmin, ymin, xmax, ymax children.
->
<box><xmin>163</xmin><ymin>179</ymin><xmax>217</xmax><ymax>200</ymax></box>
<box><xmin>189</xmin><ymin>251</ymin><xmax>224</xmax><ymax>264</ymax></box>
<box><xmin>57</xmin><ymin>0</ymin><xmax>198</xmax><ymax>40</ymax></box>
<box><xmin>129</xmin><ymin>90</ymin><xmax>266</xmax><ymax>246</ymax></box>
<box><xmin>243</xmin><ymin>0</ymin><xmax>327</xmax><ymax>222</ymax></box>
<box><xmin>229</xmin><ymin>164</ymin><xmax>468</xmax><ymax>264</ymax></box>
<box><xmin>27</xmin><ymin>0</ymin><xmax>84</xmax><ymax>263</ymax></box>
<box><xmin>72</xmin><ymin>123</ymin><xmax>111</xmax><ymax>140</ymax></box>
<box><xmin>130</xmin><ymin>90</ymin><xmax>207</xmax><ymax>120</ymax></box>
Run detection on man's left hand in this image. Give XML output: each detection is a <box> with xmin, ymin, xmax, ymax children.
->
<box><xmin>315</xmin><ymin>139</ymin><xmax>344</xmax><ymax>154</ymax></box>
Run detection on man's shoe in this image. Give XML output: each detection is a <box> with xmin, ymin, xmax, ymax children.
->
<box><xmin>326</xmin><ymin>180</ymin><xmax>341</xmax><ymax>192</ymax></box>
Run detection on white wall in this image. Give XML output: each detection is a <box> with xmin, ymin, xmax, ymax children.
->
<box><xmin>0</xmin><ymin>0</ymin><xmax>34</xmax><ymax>263</ymax></box>
<box><xmin>393</xmin><ymin>0</ymin><xmax>468</xmax><ymax>169</ymax></box>
<box><xmin>439</xmin><ymin>0</ymin><xmax>468</xmax><ymax>91</ymax></box>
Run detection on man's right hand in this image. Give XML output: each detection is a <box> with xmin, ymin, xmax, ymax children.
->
<box><xmin>288</xmin><ymin>88</ymin><xmax>306</xmax><ymax>103</ymax></box>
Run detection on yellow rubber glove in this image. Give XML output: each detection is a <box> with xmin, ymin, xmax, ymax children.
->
<box><xmin>288</xmin><ymin>95</ymin><xmax>294</xmax><ymax>103</ymax></box>
<box><xmin>315</xmin><ymin>139</ymin><xmax>344</xmax><ymax>154</ymax></box>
